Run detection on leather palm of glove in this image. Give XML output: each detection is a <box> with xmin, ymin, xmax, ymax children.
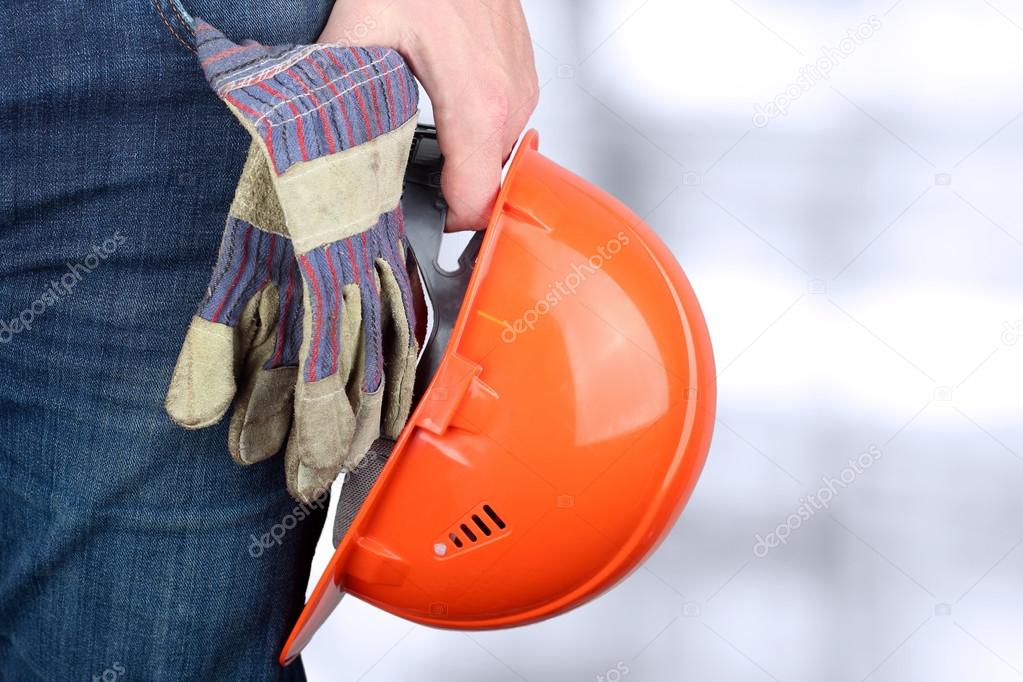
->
<box><xmin>168</xmin><ymin>22</ymin><xmax>421</xmax><ymax>503</ymax></box>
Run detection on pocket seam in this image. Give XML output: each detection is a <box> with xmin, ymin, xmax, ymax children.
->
<box><xmin>149</xmin><ymin>0</ymin><xmax>196</xmax><ymax>55</ymax></box>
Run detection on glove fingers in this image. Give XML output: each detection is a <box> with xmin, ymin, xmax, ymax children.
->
<box><xmin>341</xmin><ymin>271</ymin><xmax>383</xmax><ymax>460</ymax></box>
<box><xmin>336</xmin><ymin>261</ymin><xmax>389</xmax><ymax>471</ymax></box>
<box><xmin>338</xmin><ymin>284</ymin><xmax>362</xmax><ymax>400</ymax></box>
<box><xmin>228</xmin><ymin>285</ymin><xmax>296</xmax><ymax>465</ymax></box>
<box><xmin>374</xmin><ymin>215</ymin><xmax>419</xmax><ymax>439</ymax></box>
<box><xmin>291</xmin><ymin>274</ymin><xmax>362</xmax><ymax>472</ymax></box>
<box><xmin>346</xmin><ymin>383</ymin><xmax>385</xmax><ymax>473</ymax></box>
<box><xmin>376</xmin><ymin>258</ymin><xmax>418</xmax><ymax>437</ymax></box>
<box><xmin>229</xmin><ymin>366</ymin><xmax>296</xmax><ymax>464</ymax></box>
<box><xmin>166</xmin><ymin>317</ymin><xmax>239</xmax><ymax>429</ymax></box>
<box><xmin>285</xmin><ymin>435</ymin><xmax>336</xmax><ymax>506</ymax></box>
<box><xmin>167</xmin><ymin>207</ymin><xmax>290</xmax><ymax>428</ymax></box>
<box><xmin>291</xmin><ymin>373</ymin><xmax>357</xmax><ymax>472</ymax></box>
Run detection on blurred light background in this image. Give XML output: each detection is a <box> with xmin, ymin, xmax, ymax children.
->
<box><xmin>305</xmin><ymin>0</ymin><xmax>1023</xmax><ymax>679</ymax></box>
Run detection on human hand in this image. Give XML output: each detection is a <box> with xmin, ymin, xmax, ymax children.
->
<box><xmin>320</xmin><ymin>0</ymin><xmax>539</xmax><ymax>231</ymax></box>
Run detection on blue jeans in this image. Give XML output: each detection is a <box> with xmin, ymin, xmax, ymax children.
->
<box><xmin>0</xmin><ymin>2</ymin><xmax>334</xmax><ymax>679</ymax></box>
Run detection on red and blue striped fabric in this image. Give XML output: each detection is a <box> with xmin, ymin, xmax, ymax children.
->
<box><xmin>197</xmin><ymin>217</ymin><xmax>303</xmax><ymax>370</ymax></box>
<box><xmin>194</xmin><ymin>21</ymin><xmax>419</xmax><ymax>175</ymax></box>
<box><xmin>296</xmin><ymin>208</ymin><xmax>414</xmax><ymax>388</ymax></box>
<box><xmin>192</xmin><ymin>21</ymin><xmax>419</xmax><ymax>389</ymax></box>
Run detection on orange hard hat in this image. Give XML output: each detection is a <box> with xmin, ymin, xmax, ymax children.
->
<box><xmin>280</xmin><ymin>128</ymin><xmax>715</xmax><ymax>665</ymax></box>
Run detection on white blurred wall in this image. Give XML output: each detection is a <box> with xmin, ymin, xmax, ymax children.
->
<box><xmin>305</xmin><ymin>1</ymin><xmax>1023</xmax><ymax>679</ymax></box>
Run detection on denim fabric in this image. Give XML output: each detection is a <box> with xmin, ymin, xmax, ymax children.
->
<box><xmin>0</xmin><ymin>1</ymin><xmax>333</xmax><ymax>679</ymax></box>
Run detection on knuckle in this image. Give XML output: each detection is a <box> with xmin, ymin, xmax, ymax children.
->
<box><xmin>473</xmin><ymin>78</ymin><xmax>513</xmax><ymax>125</ymax></box>
<box><xmin>523</xmin><ymin>80</ymin><xmax>540</xmax><ymax>111</ymax></box>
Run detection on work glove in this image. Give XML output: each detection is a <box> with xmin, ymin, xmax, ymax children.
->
<box><xmin>166</xmin><ymin>144</ymin><xmax>305</xmax><ymax>471</ymax></box>
<box><xmin>190</xmin><ymin>21</ymin><xmax>421</xmax><ymax>501</ymax></box>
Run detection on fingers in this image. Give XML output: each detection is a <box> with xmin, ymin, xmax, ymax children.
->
<box><xmin>375</xmin><ymin>256</ymin><xmax>418</xmax><ymax>438</ymax></box>
<box><xmin>229</xmin><ymin>366</ymin><xmax>295</xmax><ymax>465</ymax></box>
<box><xmin>321</xmin><ymin>0</ymin><xmax>539</xmax><ymax>232</ymax></box>
<box><xmin>291</xmin><ymin>374</ymin><xmax>358</xmax><ymax>472</ymax></box>
<box><xmin>285</xmin><ymin>450</ymin><xmax>336</xmax><ymax>506</ymax></box>
<box><xmin>290</xmin><ymin>283</ymin><xmax>362</xmax><ymax>473</ymax></box>
<box><xmin>436</xmin><ymin>99</ymin><xmax>506</xmax><ymax>231</ymax></box>
<box><xmin>337</xmin><ymin>268</ymin><xmax>386</xmax><ymax>471</ymax></box>
<box><xmin>429</xmin><ymin>37</ymin><xmax>538</xmax><ymax>232</ymax></box>
<box><xmin>228</xmin><ymin>288</ymin><xmax>296</xmax><ymax>465</ymax></box>
<box><xmin>165</xmin><ymin>318</ymin><xmax>238</xmax><ymax>429</ymax></box>
<box><xmin>437</xmin><ymin>79</ymin><xmax>538</xmax><ymax>231</ymax></box>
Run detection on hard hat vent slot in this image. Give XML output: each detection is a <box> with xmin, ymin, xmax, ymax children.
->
<box><xmin>437</xmin><ymin>503</ymin><xmax>510</xmax><ymax>557</ymax></box>
<box><xmin>471</xmin><ymin>515</ymin><xmax>492</xmax><ymax>537</ymax></box>
<box><xmin>483</xmin><ymin>504</ymin><xmax>506</xmax><ymax>529</ymax></box>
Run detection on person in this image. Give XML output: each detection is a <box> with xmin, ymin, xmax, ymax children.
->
<box><xmin>0</xmin><ymin>0</ymin><xmax>537</xmax><ymax>678</ymax></box>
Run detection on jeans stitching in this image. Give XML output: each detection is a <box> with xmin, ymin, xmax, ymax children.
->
<box><xmin>149</xmin><ymin>0</ymin><xmax>196</xmax><ymax>54</ymax></box>
<box><xmin>167</xmin><ymin>0</ymin><xmax>196</xmax><ymax>37</ymax></box>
